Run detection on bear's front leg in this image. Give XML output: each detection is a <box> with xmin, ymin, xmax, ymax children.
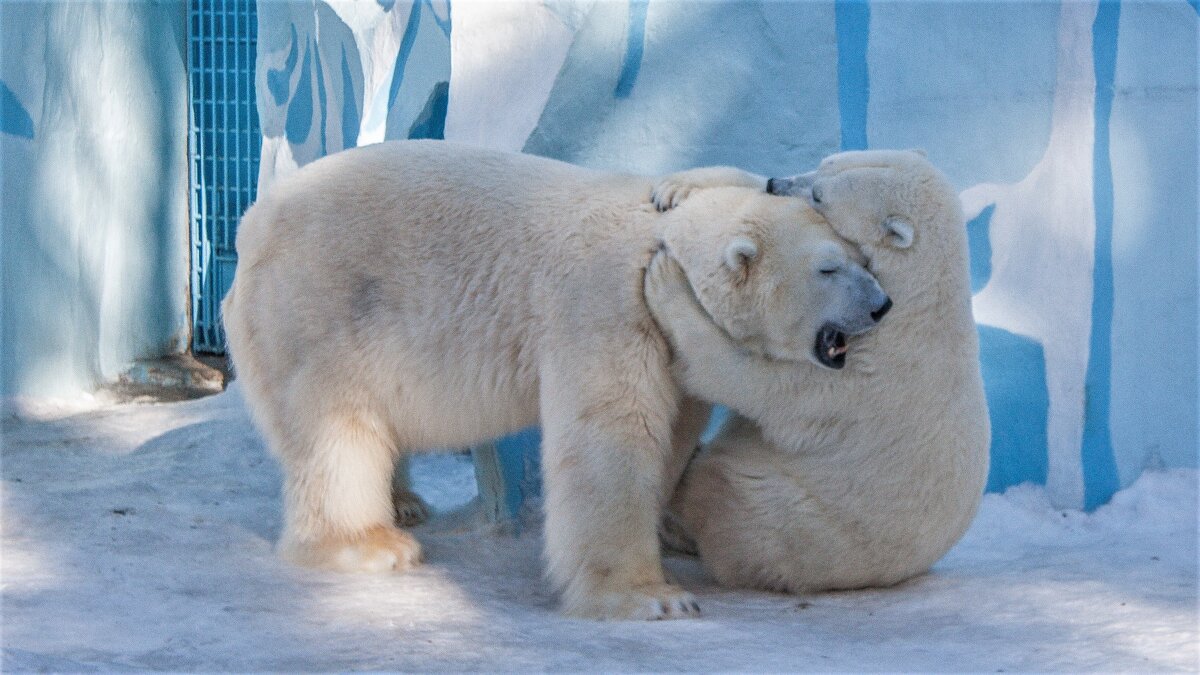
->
<box><xmin>539</xmin><ymin>350</ymin><xmax>701</xmax><ymax>620</ymax></box>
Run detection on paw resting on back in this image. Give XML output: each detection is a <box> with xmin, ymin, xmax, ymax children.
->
<box><xmin>644</xmin><ymin>248</ymin><xmax>693</xmax><ymax>307</ymax></box>
<box><xmin>651</xmin><ymin>167</ymin><xmax>769</xmax><ymax>211</ymax></box>
<box><xmin>643</xmin><ymin>248</ymin><xmax>699</xmax><ymax>338</ymax></box>
<box><xmin>651</xmin><ymin>179</ymin><xmax>699</xmax><ymax>212</ymax></box>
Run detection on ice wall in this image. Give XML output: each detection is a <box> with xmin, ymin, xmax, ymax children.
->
<box><xmin>0</xmin><ymin>2</ymin><xmax>190</xmax><ymax>397</ymax></box>
<box><xmin>258</xmin><ymin>0</ymin><xmax>1196</xmax><ymax>508</ymax></box>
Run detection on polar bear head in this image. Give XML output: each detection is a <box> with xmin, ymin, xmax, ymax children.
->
<box><xmin>766</xmin><ymin>149</ymin><xmax>961</xmax><ymax>260</ymax></box>
<box><xmin>765</xmin><ymin>149</ymin><xmax>967</xmax><ymax>306</ymax></box>
<box><xmin>660</xmin><ymin>187</ymin><xmax>890</xmax><ymax>369</ymax></box>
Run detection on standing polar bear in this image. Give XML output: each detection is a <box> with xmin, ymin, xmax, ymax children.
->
<box><xmin>646</xmin><ymin>150</ymin><xmax>990</xmax><ymax>591</ymax></box>
<box><xmin>222</xmin><ymin>140</ymin><xmax>890</xmax><ymax>619</ymax></box>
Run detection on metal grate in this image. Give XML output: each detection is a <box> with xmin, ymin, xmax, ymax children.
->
<box><xmin>188</xmin><ymin>0</ymin><xmax>261</xmax><ymax>353</ymax></box>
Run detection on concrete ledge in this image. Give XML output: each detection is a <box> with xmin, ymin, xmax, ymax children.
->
<box><xmin>110</xmin><ymin>354</ymin><xmax>227</xmax><ymax>403</ymax></box>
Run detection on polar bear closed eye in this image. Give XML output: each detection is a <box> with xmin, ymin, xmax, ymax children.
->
<box><xmin>647</xmin><ymin>150</ymin><xmax>989</xmax><ymax>593</ymax></box>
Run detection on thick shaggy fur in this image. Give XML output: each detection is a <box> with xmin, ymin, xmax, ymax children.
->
<box><xmin>222</xmin><ymin>140</ymin><xmax>877</xmax><ymax>619</ymax></box>
<box><xmin>646</xmin><ymin>150</ymin><xmax>990</xmax><ymax>592</ymax></box>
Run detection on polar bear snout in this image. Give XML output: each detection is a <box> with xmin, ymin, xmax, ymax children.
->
<box><xmin>765</xmin><ymin>171</ymin><xmax>815</xmax><ymax>199</ymax></box>
<box><xmin>840</xmin><ymin>265</ymin><xmax>891</xmax><ymax>333</ymax></box>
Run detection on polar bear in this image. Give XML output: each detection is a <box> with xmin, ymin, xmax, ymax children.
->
<box><xmin>645</xmin><ymin>150</ymin><xmax>990</xmax><ymax>591</ymax></box>
<box><xmin>221</xmin><ymin>140</ymin><xmax>890</xmax><ymax>619</ymax></box>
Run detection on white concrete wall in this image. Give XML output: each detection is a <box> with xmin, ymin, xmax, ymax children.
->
<box><xmin>1</xmin><ymin>1</ymin><xmax>190</xmax><ymax>397</ymax></box>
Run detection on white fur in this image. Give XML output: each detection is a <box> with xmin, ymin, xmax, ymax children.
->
<box><xmin>221</xmin><ymin>140</ymin><xmax>867</xmax><ymax>619</ymax></box>
<box><xmin>645</xmin><ymin>151</ymin><xmax>990</xmax><ymax>592</ymax></box>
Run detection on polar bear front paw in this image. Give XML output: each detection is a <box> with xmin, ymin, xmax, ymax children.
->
<box><xmin>567</xmin><ymin>583</ymin><xmax>701</xmax><ymax>621</ymax></box>
<box><xmin>651</xmin><ymin>167</ymin><xmax>769</xmax><ymax>211</ymax></box>
<box><xmin>644</xmin><ymin>248</ymin><xmax>704</xmax><ymax>343</ymax></box>
<box><xmin>651</xmin><ymin>178</ymin><xmax>698</xmax><ymax>212</ymax></box>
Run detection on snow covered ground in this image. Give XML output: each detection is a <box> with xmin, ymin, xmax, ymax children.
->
<box><xmin>2</xmin><ymin>387</ymin><xmax>1196</xmax><ymax>672</ymax></box>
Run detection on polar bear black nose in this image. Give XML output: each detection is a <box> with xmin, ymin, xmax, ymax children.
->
<box><xmin>871</xmin><ymin>297</ymin><xmax>893</xmax><ymax>322</ymax></box>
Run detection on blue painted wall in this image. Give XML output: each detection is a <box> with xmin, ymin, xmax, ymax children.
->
<box><xmin>1</xmin><ymin>1</ymin><xmax>190</xmax><ymax>397</ymax></box>
<box><xmin>1107</xmin><ymin>0</ymin><xmax>1198</xmax><ymax>489</ymax></box>
<box><xmin>255</xmin><ymin>0</ymin><xmax>1195</xmax><ymax>510</ymax></box>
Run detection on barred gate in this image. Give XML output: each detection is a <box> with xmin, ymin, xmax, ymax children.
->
<box><xmin>188</xmin><ymin>0</ymin><xmax>261</xmax><ymax>353</ymax></box>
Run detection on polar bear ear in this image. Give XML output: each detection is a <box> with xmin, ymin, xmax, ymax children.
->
<box><xmin>909</xmin><ymin>148</ymin><xmax>928</xmax><ymax>158</ymax></box>
<box><xmin>882</xmin><ymin>217</ymin><xmax>914</xmax><ymax>249</ymax></box>
<box><xmin>724</xmin><ymin>236</ymin><xmax>759</xmax><ymax>272</ymax></box>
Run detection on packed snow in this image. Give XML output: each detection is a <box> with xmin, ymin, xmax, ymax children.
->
<box><xmin>2</xmin><ymin>387</ymin><xmax>1196</xmax><ymax>671</ymax></box>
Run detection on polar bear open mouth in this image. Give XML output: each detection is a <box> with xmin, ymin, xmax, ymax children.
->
<box><xmin>815</xmin><ymin>325</ymin><xmax>849</xmax><ymax>369</ymax></box>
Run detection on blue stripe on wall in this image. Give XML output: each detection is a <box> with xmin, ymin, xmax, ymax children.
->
<box><xmin>407</xmin><ymin>80</ymin><xmax>449</xmax><ymax>139</ymax></box>
<box><xmin>267</xmin><ymin>25</ymin><xmax>298</xmax><ymax>106</ymax></box>
<box><xmin>314</xmin><ymin>42</ymin><xmax>328</xmax><ymax>156</ymax></box>
<box><xmin>1082</xmin><ymin>0</ymin><xmax>1121</xmax><ymax>510</ymax></box>
<box><xmin>967</xmin><ymin>205</ymin><xmax>995</xmax><ymax>294</ymax></box>
<box><xmin>387</xmin><ymin>1</ymin><xmax>423</xmax><ymax>113</ymax></box>
<box><xmin>835</xmin><ymin>0</ymin><xmax>870</xmax><ymax>150</ymax></box>
<box><xmin>980</xmin><ymin>325</ymin><xmax>1051</xmax><ymax>492</ymax></box>
<box><xmin>341</xmin><ymin>45</ymin><xmax>360</xmax><ymax>149</ymax></box>
<box><xmin>614</xmin><ymin>0</ymin><xmax>648</xmax><ymax>99</ymax></box>
<box><xmin>495</xmin><ymin>427</ymin><xmax>542</xmax><ymax>529</ymax></box>
<box><xmin>284</xmin><ymin>38</ymin><xmax>313</xmax><ymax>145</ymax></box>
<box><xmin>0</xmin><ymin>80</ymin><xmax>34</xmax><ymax>139</ymax></box>
<box><xmin>426</xmin><ymin>0</ymin><xmax>452</xmax><ymax>37</ymax></box>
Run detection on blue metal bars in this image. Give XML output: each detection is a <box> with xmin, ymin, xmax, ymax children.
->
<box><xmin>188</xmin><ymin>0</ymin><xmax>261</xmax><ymax>353</ymax></box>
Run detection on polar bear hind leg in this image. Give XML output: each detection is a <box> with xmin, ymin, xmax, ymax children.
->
<box><xmin>276</xmin><ymin>411</ymin><xmax>423</xmax><ymax>573</ymax></box>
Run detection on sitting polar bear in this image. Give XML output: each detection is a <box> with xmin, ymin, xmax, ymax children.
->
<box><xmin>221</xmin><ymin>140</ymin><xmax>890</xmax><ymax>619</ymax></box>
<box><xmin>645</xmin><ymin>149</ymin><xmax>990</xmax><ymax>592</ymax></box>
